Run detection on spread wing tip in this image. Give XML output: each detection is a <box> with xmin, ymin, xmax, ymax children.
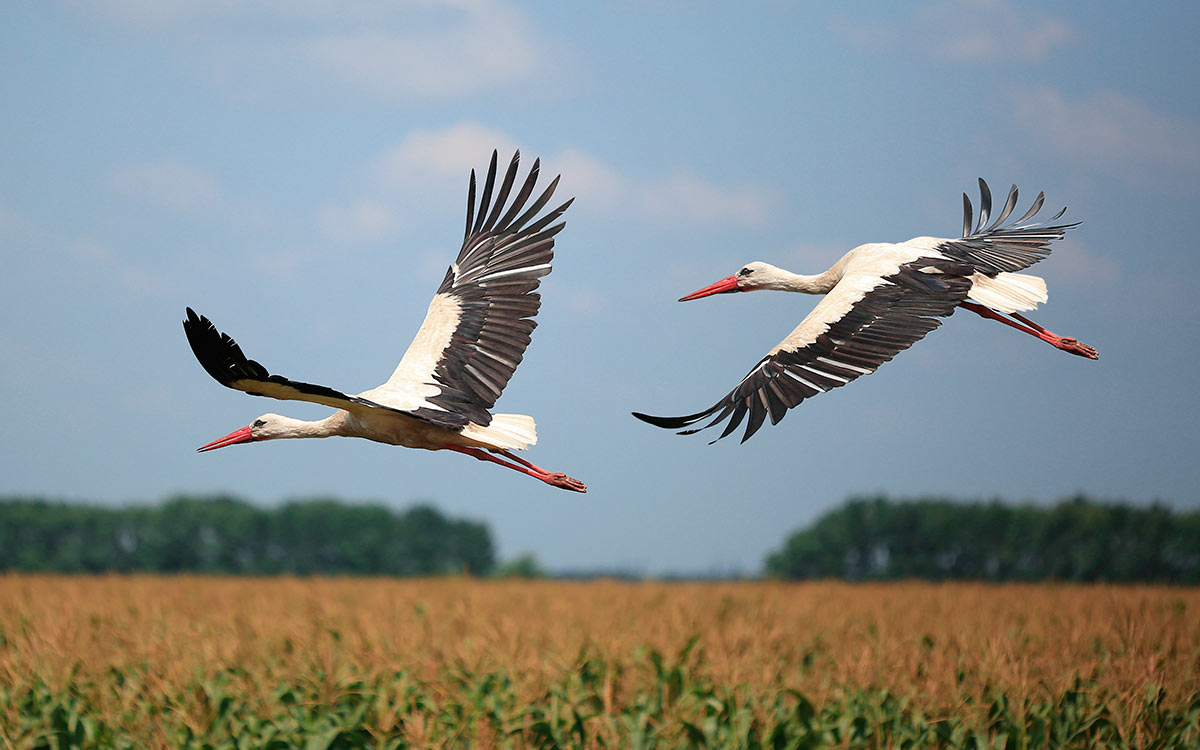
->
<box><xmin>961</xmin><ymin>179</ymin><xmax>1075</xmax><ymax>238</ymax></box>
<box><xmin>182</xmin><ymin>306</ymin><xmax>270</xmax><ymax>389</ymax></box>
<box><xmin>632</xmin><ymin>405</ymin><xmax>726</xmax><ymax>433</ymax></box>
<box><xmin>631</xmin><ymin>411</ymin><xmax>699</xmax><ymax>429</ymax></box>
<box><xmin>949</xmin><ymin>179</ymin><xmax>1078</xmax><ymax>274</ymax></box>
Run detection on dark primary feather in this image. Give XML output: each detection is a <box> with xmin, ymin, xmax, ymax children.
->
<box><xmin>632</xmin><ymin>258</ymin><xmax>975</xmax><ymax>443</ymax></box>
<box><xmin>939</xmin><ymin>178</ymin><xmax>1078</xmax><ymax>276</ymax></box>
<box><xmin>634</xmin><ymin>180</ymin><xmax>1079</xmax><ymax>443</ymax></box>
<box><xmin>183</xmin><ymin>307</ymin><xmax>467</xmax><ymax>429</ymax></box>
<box><xmin>425</xmin><ymin>150</ymin><xmax>574</xmax><ymax>426</ymax></box>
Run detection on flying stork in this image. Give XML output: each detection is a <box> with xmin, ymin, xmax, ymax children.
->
<box><xmin>633</xmin><ymin>179</ymin><xmax>1098</xmax><ymax>444</ymax></box>
<box><xmin>184</xmin><ymin>150</ymin><xmax>586</xmax><ymax>492</ymax></box>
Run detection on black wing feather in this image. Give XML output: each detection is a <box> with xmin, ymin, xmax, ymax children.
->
<box><xmin>632</xmin><ymin>258</ymin><xmax>975</xmax><ymax>443</ymax></box>
<box><xmin>425</xmin><ymin>150</ymin><xmax>574</xmax><ymax>425</ymax></box>
<box><xmin>183</xmin><ymin>308</ymin><xmax>467</xmax><ymax>429</ymax></box>
<box><xmin>939</xmin><ymin>179</ymin><xmax>1078</xmax><ymax>276</ymax></box>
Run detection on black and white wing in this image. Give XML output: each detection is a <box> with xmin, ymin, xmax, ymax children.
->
<box><xmin>368</xmin><ymin>150</ymin><xmax>573</xmax><ymax>426</ymax></box>
<box><xmin>936</xmin><ymin>179</ymin><xmax>1078</xmax><ymax>276</ymax></box>
<box><xmin>632</xmin><ymin>258</ymin><xmax>975</xmax><ymax>443</ymax></box>
<box><xmin>183</xmin><ymin>308</ymin><xmax>467</xmax><ymax>428</ymax></box>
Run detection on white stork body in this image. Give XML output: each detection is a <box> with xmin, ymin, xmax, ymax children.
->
<box><xmin>634</xmin><ymin>180</ymin><xmax>1097</xmax><ymax>444</ymax></box>
<box><xmin>185</xmin><ymin>151</ymin><xmax>586</xmax><ymax>492</ymax></box>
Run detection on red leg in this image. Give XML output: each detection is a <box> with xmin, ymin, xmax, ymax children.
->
<box><xmin>441</xmin><ymin>445</ymin><xmax>587</xmax><ymax>493</ymax></box>
<box><xmin>960</xmin><ymin>302</ymin><xmax>1098</xmax><ymax>359</ymax></box>
<box><xmin>498</xmin><ymin>450</ymin><xmax>540</xmax><ymax>471</ymax></box>
<box><xmin>1007</xmin><ymin>311</ymin><xmax>1050</xmax><ymax>334</ymax></box>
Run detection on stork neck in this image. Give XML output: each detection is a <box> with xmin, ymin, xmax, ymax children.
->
<box><xmin>277</xmin><ymin>412</ymin><xmax>351</xmax><ymax>440</ymax></box>
<box><xmin>769</xmin><ymin>267</ymin><xmax>841</xmax><ymax>294</ymax></box>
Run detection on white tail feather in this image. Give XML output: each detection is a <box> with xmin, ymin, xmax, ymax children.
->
<box><xmin>460</xmin><ymin>413</ymin><xmax>538</xmax><ymax>451</ymax></box>
<box><xmin>967</xmin><ymin>272</ymin><xmax>1047</xmax><ymax>314</ymax></box>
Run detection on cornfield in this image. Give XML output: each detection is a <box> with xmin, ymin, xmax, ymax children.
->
<box><xmin>1</xmin><ymin>575</ymin><xmax>1197</xmax><ymax>748</ymax></box>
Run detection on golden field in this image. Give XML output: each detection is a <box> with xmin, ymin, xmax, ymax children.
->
<box><xmin>1</xmin><ymin>575</ymin><xmax>1198</xmax><ymax>747</ymax></box>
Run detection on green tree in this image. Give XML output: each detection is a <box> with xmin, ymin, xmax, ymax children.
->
<box><xmin>0</xmin><ymin>495</ymin><xmax>496</xmax><ymax>576</ymax></box>
<box><xmin>765</xmin><ymin>495</ymin><xmax>1200</xmax><ymax>583</ymax></box>
<box><xmin>495</xmin><ymin>553</ymin><xmax>545</xmax><ymax>579</ymax></box>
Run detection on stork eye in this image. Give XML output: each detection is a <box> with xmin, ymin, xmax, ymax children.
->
<box><xmin>738</xmin><ymin>267</ymin><xmax>751</xmax><ymax>277</ymax></box>
<box><xmin>252</xmin><ymin>419</ymin><xmax>266</xmax><ymax>428</ymax></box>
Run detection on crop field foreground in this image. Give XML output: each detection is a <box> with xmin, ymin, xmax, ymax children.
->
<box><xmin>0</xmin><ymin>577</ymin><xmax>1197</xmax><ymax>748</ymax></box>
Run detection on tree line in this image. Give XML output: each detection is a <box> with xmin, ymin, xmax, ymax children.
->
<box><xmin>765</xmin><ymin>495</ymin><xmax>1200</xmax><ymax>583</ymax></box>
<box><xmin>0</xmin><ymin>495</ymin><xmax>494</xmax><ymax>575</ymax></box>
<box><xmin>5</xmin><ymin>494</ymin><xmax>1196</xmax><ymax>581</ymax></box>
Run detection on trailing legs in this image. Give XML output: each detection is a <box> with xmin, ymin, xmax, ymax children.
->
<box><xmin>960</xmin><ymin>302</ymin><xmax>1098</xmax><ymax>359</ymax></box>
<box><xmin>442</xmin><ymin>445</ymin><xmax>587</xmax><ymax>493</ymax></box>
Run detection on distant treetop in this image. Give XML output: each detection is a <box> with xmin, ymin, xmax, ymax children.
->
<box><xmin>0</xmin><ymin>495</ymin><xmax>495</xmax><ymax>576</ymax></box>
<box><xmin>765</xmin><ymin>495</ymin><xmax>1199</xmax><ymax>584</ymax></box>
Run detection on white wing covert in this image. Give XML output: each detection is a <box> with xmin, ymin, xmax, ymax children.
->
<box><xmin>370</xmin><ymin>151</ymin><xmax>573</xmax><ymax>427</ymax></box>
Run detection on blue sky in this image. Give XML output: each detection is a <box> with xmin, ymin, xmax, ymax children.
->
<box><xmin>2</xmin><ymin>1</ymin><xmax>1198</xmax><ymax>574</ymax></box>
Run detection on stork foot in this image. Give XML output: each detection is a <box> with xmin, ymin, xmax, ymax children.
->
<box><xmin>961</xmin><ymin>304</ymin><xmax>1099</xmax><ymax>361</ymax></box>
<box><xmin>442</xmin><ymin>445</ymin><xmax>587</xmax><ymax>492</ymax></box>
<box><xmin>544</xmin><ymin>473</ymin><xmax>588</xmax><ymax>493</ymax></box>
<box><xmin>1049</xmin><ymin>336</ymin><xmax>1099</xmax><ymax>360</ymax></box>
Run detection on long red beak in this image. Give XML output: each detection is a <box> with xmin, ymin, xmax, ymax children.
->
<box><xmin>679</xmin><ymin>275</ymin><xmax>741</xmax><ymax>302</ymax></box>
<box><xmin>197</xmin><ymin>425</ymin><xmax>256</xmax><ymax>452</ymax></box>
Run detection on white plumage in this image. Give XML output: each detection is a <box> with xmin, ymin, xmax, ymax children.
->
<box><xmin>635</xmin><ymin>179</ymin><xmax>1098</xmax><ymax>443</ymax></box>
<box><xmin>184</xmin><ymin>151</ymin><xmax>586</xmax><ymax>492</ymax></box>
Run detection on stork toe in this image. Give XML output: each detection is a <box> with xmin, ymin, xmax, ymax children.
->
<box><xmin>1059</xmin><ymin>337</ymin><xmax>1099</xmax><ymax>360</ymax></box>
<box><xmin>546</xmin><ymin>473</ymin><xmax>588</xmax><ymax>493</ymax></box>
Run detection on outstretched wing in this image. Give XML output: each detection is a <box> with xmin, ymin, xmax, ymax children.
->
<box><xmin>370</xmin><ymin>150</ymin><xmax>573</xmax><ymax>426</ymax></box>
<box><xmin>183</xmin><ymin>308</ymin><xmax>467</xmax><ymax>429</ymax></box>
<box><xmin>632</xmin><ymin>258</ymin><xmax>975</xmax><ymax>443</ymax></box>
<box><xmin>936</xmin><ymin>178</ymin><xmax>1078</xmax><ymax>276</ymax></box>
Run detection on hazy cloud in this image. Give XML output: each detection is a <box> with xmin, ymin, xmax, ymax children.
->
<box><xmin>1038</xmin><ymin>238</ymin><xmax>1121</xmax><ymax>289</ymax></box>
<box><xmin>110</xmin><ymin>161</ymin><xmax>223</xmax><ymax>214</ymax></box>
<box><xmin>375</xmin><ymin>123</ymin><xmax>519</xmax><ymax>189</ymax></box>
<box><xmin>551</xmin><ymin>148</ymin><xmax>772</xmax><ymax>228</ymax></box>
<box><xmin>0</xmin><ymin>204</ymin><xmax>39</xmax><ymax>239</ymax></box>
<box><xmin>835</xmin><ymin>0</ymin><xmax>1073</xmax><ymax>62</ymax></box>
<box><xmin>1009</xmin><ymin>88</ymin><xmax>1200</xmax><ymax>185</ymax></box>
<box><xmin>635</xmin><ymin>172</ymin><xmax>771</xmax><ymax>228</ymax></box>
<box><xmin>371</xmin><ymin>129</ymin><xmax>773</xmax><ymax>229</ymax></box>
<box><xmin>0</xmin><ymin>202</ymin><xmax>173</xmax><ymax>296</ymax></box>
<box><xmin>73</xmin><ymin>0</ymin><xmax>550</xmax><ymax>100</ymax></box>
<box><xmin>316</xmin><ymin>200</ymin><xmax>399</xmax><ymax>244</ymax></box>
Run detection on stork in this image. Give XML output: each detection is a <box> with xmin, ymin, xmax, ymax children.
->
<box><xmin>184</xmin><ymin>150</ymin><xmax>586</xmax><ymax>492</ymax></box>
<box><xmin>633</xmin><ymin>179</ymin><xmax>1097</xmax><ymax>444</ymax></box>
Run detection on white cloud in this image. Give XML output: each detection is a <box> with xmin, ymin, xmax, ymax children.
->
<box><xmin>635</xmin><ymin>172</ymin><xmax>771</xmax><ymax>228</ymax></box>
<box><xmin>0</xmin><ymin>204</ymin><xmax>39</xmax><ymax>238</ymax></box>
<box><xmin>1009</xmin><ymin>88</ymin><xmax>1200</xmax><ymax>185</ymax></box>
<box><xmin>835</xmin><ymin>0</ymin><xmax>1073</xmax><ymax>62</ymax></box>
<box><xmin>298</xmin><ymin>14</ymin><xmax>537</xmax><ymax>98</ymax></box>
<box><xmin>73</xmin><ymin>0</ymin><xmax>550</xmax><ymax>100</ymax></box>
<box><xmin>375</xmin><ymin>123</ymin><xmax>519</xmax><ymax>189</ymax></box>
<box><xmin>316</xmin><ymin>200</ymin><xmax>399</xmax><ymax>244</ymax></box>
<box><xmin>0</xmin><ymin>202</ymin><xmax>174</xmax><ymax>296</ymax></box>
<box><xmin>1040</xmin><ymin>239</ymin><xmax>1120</xmax><ymax>290</ymax></box>
<box><xmin>370</xmin><ymin>126</ymin><xmax>774</xmax><ymax>229</ymax></box>
<box><xmin>110</xmin><ymin>161</ymin><xmax>223</xmax><ymax>214</ymax></box>
<box><xmin>549</xmin><ymin>149</ymin><xmax>772</xmax><ymax>228</ymax></box>
<box><xmin>548</xmin><ymin>148</ymin><xmax>626</xmax><ymax>207</ymax></box>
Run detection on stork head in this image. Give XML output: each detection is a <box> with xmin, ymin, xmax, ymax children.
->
<box><xmin>678</xmin><ymin>261</ymin><xmax>782</xmax><ymax>301</ymax></box>
<box><xmin>197</xmin><ymin>413</ymin><xmax>287</xmax><ymax>452</ymax></box>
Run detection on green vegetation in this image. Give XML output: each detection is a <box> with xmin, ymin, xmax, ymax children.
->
<box><xmin>0</xmin><ymin>495</ymin><xmax>494</xmax><ymax>575</ymax></box>
<box><xmin>766</xmin><ymin>495</ymin><xmax>1200</xmax><ymax>583</ymax></box>
<box><xmin>2</xmin><ymin>577</ymin><xmax>1197</xmax><ymax>748</ymax></box>
<box><xmin>496</xmin><ymin>552</ymin><xmax>547</xmax><ymax>579</ymax></box>
<box><xmin>4</xmin><ymin>659</ymin><xmax>1198</xmax><ymax>749</ymax></box>
<box><xmin>5</xmin><ymin>494</ymin><xmax>1198</xmax><ymax>583</ymax></box>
